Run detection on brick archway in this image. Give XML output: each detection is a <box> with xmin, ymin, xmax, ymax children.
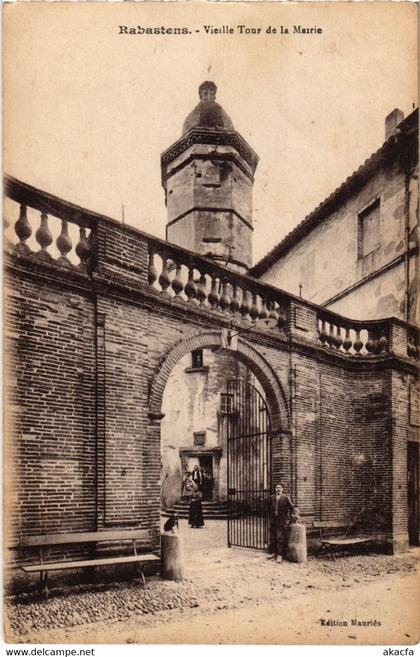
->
<box><xmin>149</xmin><ymin>330</ymin><xmax>290</xmax><ymax>433</ymax></box>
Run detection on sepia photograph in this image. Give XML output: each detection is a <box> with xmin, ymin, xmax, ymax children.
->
<box><xmin>2</xmin><ymin>0</ymin><xmax>419</xmax><ymax>649</ymax></box>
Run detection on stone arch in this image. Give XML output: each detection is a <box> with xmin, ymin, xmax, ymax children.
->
<box><xmin>149</xmin><ymin>329</ymin><xmax>290</xmax><ymax>433</ymax></box>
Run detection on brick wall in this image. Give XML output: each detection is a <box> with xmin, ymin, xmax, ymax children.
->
<box><xmin>4</xmin><ymin>218</ymin><xmax>415</xmax><ymax>580</ymax></box>
<box><xmin>390</xmin><ymin>370</ymin><xmax>410</xmax><ymax>551</ymax></box>
<box><xmin>4</xmin><ymin>269</ymin><xmax>96</xmax><ymax>546</ymax></box>
<box><xmin>290</xmin><ymin>353</ymin><xmax>398</xmax><ymax>537</ymax></box>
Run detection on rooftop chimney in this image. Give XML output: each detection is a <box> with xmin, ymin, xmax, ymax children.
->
<box><xmin>385</xmin><ymin>108</ymin><xmax>404</xmax><ymax>140</ymax></box>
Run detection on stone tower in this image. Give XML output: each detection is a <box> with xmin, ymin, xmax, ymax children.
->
<box><xmin>161</xmin><ymin>81</ymin><xmax>259</xmax><ymax>273</ymax></box>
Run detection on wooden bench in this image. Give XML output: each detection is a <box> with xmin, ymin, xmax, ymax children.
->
<box><xmin>19</xmin><ymin>529</ymin><xmax>160</xmax><ymax>598</ymax></box>
<box><xmin>312</xmin><ymin>521</ymin><xmax>373</xmax><ymax>561</ymax></box>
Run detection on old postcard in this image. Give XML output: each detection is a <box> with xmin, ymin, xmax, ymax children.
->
<box><xmin>3</xmin><ymin>0</ymin><xmax>419</xmax><ymax>648</ymax></box>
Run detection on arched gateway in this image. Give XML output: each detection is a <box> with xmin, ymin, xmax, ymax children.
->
<box><xmin>149</xmin><ymin>330</ymin><xmax>290</xmax><ymax>434</ymax></box>
<box><xmin>149</xmin><ymin>330</ymin><xmax>291</xmax><ymax>550</ymax></box>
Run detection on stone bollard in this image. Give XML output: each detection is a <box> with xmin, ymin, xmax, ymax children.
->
<box><xmin>288</xmin><ymin>522</ymin><xmax>307</xmax><ymax>563</ymax></box>
<box><xmin>160</xmin><ymin>532</ymin><xmax>185</xmax><ymax>581</ymax></box>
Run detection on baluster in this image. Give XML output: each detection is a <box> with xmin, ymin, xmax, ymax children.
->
<box><xmin>377</xmin><ymin>330</ymin><xmax>388</xmax><ymax>354</ymax></box>
<box><xmin>15</xmin><ymin>204</ymin><xmax>32</xmax><ymax>252</ymax></box>
<box><xmin>184</xmin><ymin>267</ymin><xmax>197</xmax><ymax>302</ymax></box>
<box><xmin>268</xmin><ymin>301</ymin><xmax>279</xmax><ymax>324</ymax></box>
<box><xmin>259</xmin><ymin>298</ymin><xmax>269</xmax><ymax>320</ymax></box>
<box><xmin>158</xmin><ymin>257</ymin><xmax>171</xmax><ymax>296</ymax></box>
<box><xmin>343</xmin><ymin>328</ymin><xmax>352</xmax><ymax>352</ymax></box>
<box><xmin>75</xmin><ymin>227</ymin><xmax>91</xmax><ymax>271</ymax></box>
<box><xmin>197</xmin><ymin>273</ymin><xmax>207</xmax><ymax>306</ymax></box>
<box><xmin>366</xmin><ymin>330</ymin><xmax>376</xmax><ymax>354</ymax></box>
<box><xmin>231</xmin><ymin>285</ymin><xmax>240</xmax><ymax>315</ymax></box>
<box><xmin>219</xmin><ymin>280</ymin><xmax>232</xmax><ymax>312</ymax></box>
<box><xmin>148</xmin><ymin>251</ymin><xmax>158</xmax><ymax>286</ymax></box>
<box><xmin>353</xmin><ymin>329</ymin><xmax>363</xmax><ymax>355</ymax></box>
<box><xmin>319</xmin><ymin>320</ymin><xmax>328</xmax><ymax>346</ymax></box>
<box><xmin>208</xmin><ymin>276</ymin><xmax>220</xmax><ymax>309</ymax></box>
<box><xmin>327</xmin><ymin>323</ymin><xmax>335</xmax><ymax>348</ymax></box>
<box><xmin>407</xmin><ymin>336</ymin><xmax>417</xmax><ymax>359</ymax></box>
<box><xmin>56</xmin><ymin>219</ymin><xmax>72</xmax><ymax>267</ymax></box>
<box><xmin>277</xmin><ymin>308</ymin><xmax>287</xmax><ymax>330</ymax></box>
<box><xmin>35</xmin><ymin>213</ymin><xmax>53</xmax><ymax>257</ymax></box>
<box><xmin>335</xmin><ymin>326</ymin><xmax>343</xmax><ymax>350</ymax></box>
<box><xmin>249</xmin><ymin>293</ymin><xmax>259</xmax><ymax>321</ymax></box>
<box><xmin>240</xmin><ymin>289</ymin><xmax>251</xmax><ymax>319</ymax></box>
<box><xmin>171</xmin><ymin>263</ymin><xmax>184</xmax><ymax>297</ymax></box>
<box><xmin>407</xmin><ymin>336</ymin><xmax>413</xmax><ymax>358</ymax></box>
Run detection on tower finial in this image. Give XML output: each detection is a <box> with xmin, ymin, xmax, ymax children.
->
<box><xmin>199</xmin><ymin>81</ymin><xmax>217</xmax><ymax>101</ymax></box>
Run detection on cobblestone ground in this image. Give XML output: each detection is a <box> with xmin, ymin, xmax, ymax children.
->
<box><xmin>5</xmin><ymin>520</ymin><xmax>419</xmax><ymax>644</ymax></box>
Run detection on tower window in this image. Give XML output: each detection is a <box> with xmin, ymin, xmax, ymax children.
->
<box><xmin>202</xmin><ymin>163</ymin><xmax>221</xmax><ymax>187</ymax></box>
<box><xmin>203</xmin><ymin>215</ymin><xmax>221</xmax><ymax>242</ymax></box>
<box><xmin>191</xmin><ymin>349</ymin><xmax>204</xmax><ymax>369</ymax></box>
<box><xmin>358</xmin><ymin>199</ymin><xmax>380</xmax><ymax>258</ymax></box>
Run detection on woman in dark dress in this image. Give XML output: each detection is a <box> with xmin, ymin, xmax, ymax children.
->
<box><xmin>189</xmin><ymin>488</ymin><xmax>205</xmax><ymax>528</ymax></box>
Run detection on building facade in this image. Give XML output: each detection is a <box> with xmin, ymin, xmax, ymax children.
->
<box><xmin>251</xmin><ymin>108</ymin><xmax>419</xmax><ymax>324</ymax></box>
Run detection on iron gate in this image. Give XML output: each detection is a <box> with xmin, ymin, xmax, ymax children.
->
<box><xmin>226</xmin><ymin>378</ymin><xmax>272</xmax><ymax>550</ymax></box>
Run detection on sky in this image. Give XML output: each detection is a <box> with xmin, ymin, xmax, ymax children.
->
<box><xmin>4</xmin><ymin>1</ymin><xmax>418</xmax><ymax>264</ymax></box>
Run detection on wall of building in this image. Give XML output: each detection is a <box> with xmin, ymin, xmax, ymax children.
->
<box><xmin>167</xmin><ymin>210</ymin><xmax>252</xmax><ymax>269</ymax></box>
<box><xmin>6</xmin><ymin>267</ymin><xmax>408</xmax><ymax>536</ymax></box>
<box><xmin>325</xmin><ymin>261</ymin><xmax>417</xmax><ymax>321</ymax></box>
<box><xmin>4</xmin><ymin>272</ymin><xmax>97</xmax><ymax>544</ymax></box>
<box><xmin>4</xmin><ymin>213</ymin><xmax>417</xmax><ymax>587</ymax></box>
<box><xmin>290</xmin><ymin>354</ymin><xmax>392</xmax><ymax>535</ymax></box>
<box><xmin>260</xmin><ymin>160</ymin><xmax>419</xmax><ymax>323</ymax></box>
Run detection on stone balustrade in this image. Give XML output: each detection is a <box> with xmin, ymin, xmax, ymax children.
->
<box><xmin>317</xmin><ymin>309</ymin><xmax>391</xmax><ymax>356</ymax></box>
<box><xmin>4</xmin><ymin>174</ymin><xmax>418</xmax><ymax>363</ymax></box>
<box><xmin>4</xmin><ymin>176</ymin><xmax>93</xmax><ymax>272</ymax></box>
<box><xmin>146</xmin><ymin>241</ymin><xmax>289</xmax><ymax>328</ymax></box>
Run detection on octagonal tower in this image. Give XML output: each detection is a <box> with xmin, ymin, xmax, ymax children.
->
<box><xmin>161</xmin><ymin>82</ymin><xmax>259</xmax><ymax>273</ymax></box>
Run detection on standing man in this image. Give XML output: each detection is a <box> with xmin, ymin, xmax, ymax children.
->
<box><xmin>269</xmin><ymin>484</ymin><xmax>295</xmax><ymax>562</ymax></box>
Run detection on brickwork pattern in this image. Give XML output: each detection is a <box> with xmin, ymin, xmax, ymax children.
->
<box><xmin>4</xmin><ymin>272</ymin><xmax>96</xmax><ymax>544</ymax></box>
<box><xmin>4</xmin><ymin>213</ymin><xmax>416</xmax><ymax>575</ymax></box>
<box><xmin>290</xmin><ymin>352</ymin><xmax>395</xmax><ymax>531</ymax></box>
<box><xmin>390</xmin><ymin>370</ymin><xmax>410</xmax><ymax>550</ymax></box>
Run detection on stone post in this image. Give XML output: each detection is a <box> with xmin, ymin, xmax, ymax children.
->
<box><xmin>288</xmin><ymin>523</ymin><xmax>307</xmax><ymax>563</ymax></box>
<box><xmin>160</xmin><ymin>532</ymin><xmax>185</xmax><ymax>581</ymax></box>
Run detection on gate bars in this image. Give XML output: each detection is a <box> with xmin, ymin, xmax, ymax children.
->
<box><xmin>226</xmin><ymin>378</ymin><xmax>272</xmax><ymax>550</ymax></box>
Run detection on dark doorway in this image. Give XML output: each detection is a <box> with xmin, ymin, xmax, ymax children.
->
<box><xmin>226</xmin><ymin>378</ymin><xmax>271</xmax><ymax>550</ymax></box>
<box><xmin>199</xmin><ymin>454</ymin><xmax>214</xmax><ymax>500</ymax></box>
<box><xmin>408</xmin><ymin>441</ymin><xmax>419</xmax><ymax>546</ymax></box>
